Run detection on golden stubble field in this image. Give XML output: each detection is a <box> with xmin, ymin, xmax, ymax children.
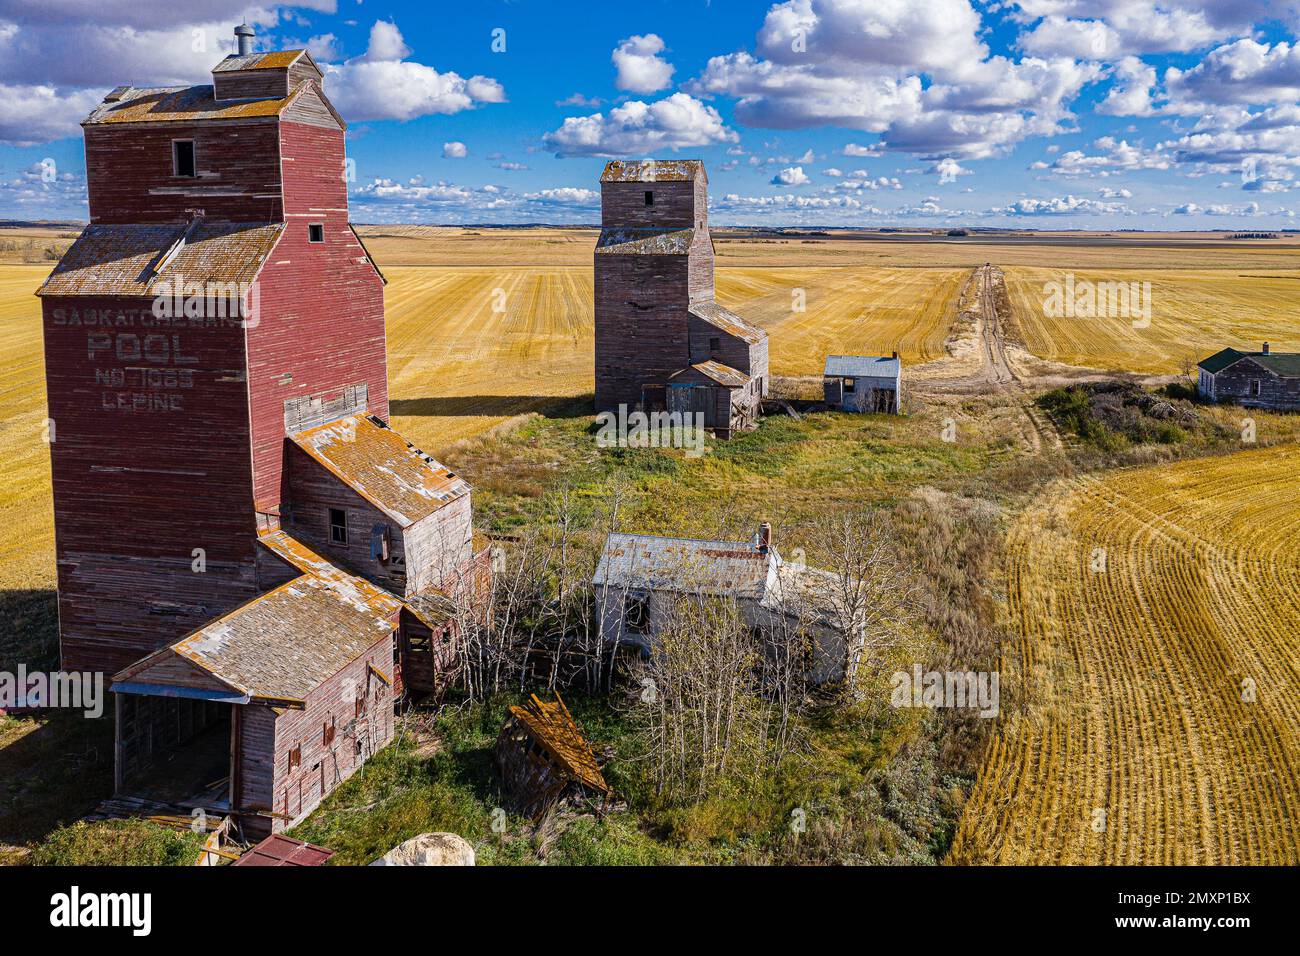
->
<box><xmin>951</xmin><ymin>446</ymin><xmax>1300</xmax><ymax>864</ymax></box>
<box><xmin>1004</xmin><ymin>266</ymin><xmax>1300</xmax><ymax>374</ymax></box>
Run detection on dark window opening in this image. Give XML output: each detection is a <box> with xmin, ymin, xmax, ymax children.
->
<box><xmin>407</xmin><ymin>633</ymin><xmax>432</xmax><ymax>653</ymax></box>
<box><xmin>708</xmin><ymin>336</ymin><xmax>720</xmax><ymax>354</ymax></box>
<box><xmin>172</xmin><ymin>140</ymin><xmax>196</xmax><ymax>178</ymax></box>
<box><xmin>329</xmin><ymin>508</ymin><xmax>348</xmax><ymax>545</ymax></box>
<box><xmin>624</xmin><ymin>594</ymin><xmax>649</xmax><ymax>632</ymax></box>
<box><xmin>308</xmin><ymin>223</ymin><xmax>325</xmax><ymax>243</ymax></box>
<box><xmin>843</xmin><ymin>377</ymin><xmax>856</xmax><ymax>393</ymax></box>
<box><xmin>1250</xmin><ymin>380</ymin><xmax>1261</xmax><ymax>397</ymax></box>
<box><xmin>644</xmin><ymin>190</ymin><xmax>654</xmax><ymax>206</ymax></box>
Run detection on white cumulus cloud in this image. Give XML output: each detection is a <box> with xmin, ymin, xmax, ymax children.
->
<box><xmin>612</xmin><ymin>34</ymin><xmax>675</xmax><ymax>94</ymax></box>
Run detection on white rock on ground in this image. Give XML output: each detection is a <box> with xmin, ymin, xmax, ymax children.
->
<box><xmin>370</xmin><ymin>832</ymin><xmax>476</xmax><ymax>866</ymax></box>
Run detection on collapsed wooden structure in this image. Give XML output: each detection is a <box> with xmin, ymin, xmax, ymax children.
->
<box><xmin>495</xmin><ymin>694</ymin><xmax>611</xmax><ymax>818</ymax></box>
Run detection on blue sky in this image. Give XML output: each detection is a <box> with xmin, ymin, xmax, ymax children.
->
<box><xmin>1</xmin><ymin>0</ymin><xmax>1298</xmax><ymax>228</ymax></box>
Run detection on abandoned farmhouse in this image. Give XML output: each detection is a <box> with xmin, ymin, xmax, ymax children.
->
<box><xmin>594</xmin><ymin>160</ymin><xmax>769</xmax><ymax>438</ymax></box>
<box><xmin>1197</xmin><ymin>343</ymin><xmax>1300</xmax><ymax>411</ymax></box>
<box><xmin>592</xmin><ymin>524</ymin><xmax>866</xmax><ymax>685</ymax></box>
<box><xmin>37</xmin><ymin>29</ymin><xmax>489</xmax><ymax>836</ymax></box>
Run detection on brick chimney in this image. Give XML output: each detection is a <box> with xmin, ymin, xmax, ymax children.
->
<box><xmin>1263</xmin><ymin>342</ymin><xmax>1270</xmax><ymax>355</ymax></box>
<box><xmin>757</xmin><ymin>522</ymin><xmax>772</xmax><ymax>554</ymax></box>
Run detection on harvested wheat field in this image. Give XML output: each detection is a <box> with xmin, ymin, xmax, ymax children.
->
<box><xmin>373</xmin><ymin>228</ymin><xmax>966</xmax><ymax>450</ymax></box>
<box><xmin>1004</xmin><ymin>266</ymin><xmax>1300</xmax><ymax>375</ymax></box>
<box><xmin>951</xmin><ymin>446</ymin><xmax>1300</xmax><ymax>865</ymax></box>
<box><xmin>0</xmin><ymin>266</ymin><xmax>54</xmax><ymax>596</ymax></box>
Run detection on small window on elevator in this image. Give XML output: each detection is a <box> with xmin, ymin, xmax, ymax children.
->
<box><xmin>172</xmin><ymin>140</ymin><xmax>196</xmax><ymax>178</ymax></box>
<box><xmin>308</xmin><ymin>223</ymin><xmax>325</xmax><ymax>243</ymax></box>
<box><xmin>644</xmin><ymin>190</ymin><xmax>654</xmax><ymax>206</ymax></box>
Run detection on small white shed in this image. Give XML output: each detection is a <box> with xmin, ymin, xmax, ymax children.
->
<box><xmin>823</xmin><ymin>354</ymin><xmax>902</xmax><ymax>414</ymax></box>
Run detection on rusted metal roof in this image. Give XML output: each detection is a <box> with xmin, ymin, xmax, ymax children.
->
<box><xmin>601</xmin><ymin>159</ymin><xmax>706</xmax><ymax>183</ymax></box>
<box><xmin>593</xmin><ymin>532</ymin><xmax>776</xmax><ymax>599</ymax></box>
<box><xmin>676</xmin><ymin>360</ymin><xmax>750</xmax><ymax>389</ymax></box>
<box><xmin>689</xmin><ymin>301</ymin><xmax>766</xmax><ymax>345</ymax></box>
<box><xmin>232</xmin><ymin>834</ymin><xmax>335</xmax><ymax>866</ymax></box>
<box><xmin>595</xmin><ymin>227</ymin><xmax>695</xmax><ymax>255</ymax></box>
<box><xmin>83</xmin><ymin>83</ymin><xmax>304</xmax><ymax>125</ymax></box>
<box><xmin>38</xmin><ymin>221</ymin><xmax>284</xmax><ymax>297</ymax></box>
<box><xmin>115</xmin><ymin>542</ymin><xmax>400</xmax><ymax>704</ymax></box>
<box><xmin>507</xmin><ymin>694</ymin><xmax>610</xmax><ymax>794</ymax></box>
<box><xmin>290</xmin><ymin>416</ymin><xmax>470</xmax><ymax>529</ymax></box>
<box><xmin>212</xmin><ymin>50</ymin><xmax>309</xmax><ymax>72</ymax></box>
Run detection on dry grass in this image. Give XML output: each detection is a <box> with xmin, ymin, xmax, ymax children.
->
<box><xmin>950</xmin><ymin>446</ymin><xmax>1300</xmax><ymax>864</ymax></box>
<box><xmin>1005</xmin><ymin>266</ymin><xmax>1300</xmax><ymax>374</ymax></box>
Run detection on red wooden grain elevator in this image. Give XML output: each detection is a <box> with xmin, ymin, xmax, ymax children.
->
<box><xmin>38</xmin><ymin>26</ymin><xmax>489</xmax><ymax>835</ymax></box>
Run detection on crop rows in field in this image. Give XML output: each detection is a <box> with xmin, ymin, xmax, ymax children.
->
<box><xmin>381</xmin><ymin>263</ymin><xmax>965</xmax><ymax>448</ymax></box>
<box><xmin>951</xmin><ymin>447</ymin><xmax>1300</xmax><ymax>864</ymax></box>
<box><xmin>1003</xmin><ymin>267</ymin><xmax>1300</xmax><ymax>375</ymax></box>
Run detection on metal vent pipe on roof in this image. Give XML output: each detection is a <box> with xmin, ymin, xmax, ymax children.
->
<box><xmin>235</xmin><ymin>22</ymin><xmax>255</xmax><ymax>56</ymax></box>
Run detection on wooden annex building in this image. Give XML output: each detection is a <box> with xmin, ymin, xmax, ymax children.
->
<box><xmin>594</xmin><ymin>160</ymin><xmax>769</xmax><ymax>438</ymax></box>
<box><xmin>36</xmin><ymin>25</ymin><xmax>489</xmax><ymax>837</ymax></box>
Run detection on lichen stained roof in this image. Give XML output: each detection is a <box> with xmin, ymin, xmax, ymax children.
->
<box><xmin>83</xmin><ymin>83</ymin><xmax>308</xmax><ymax>125</ymax></box>
<box><xmin>600</xmin><ymin>159</ymin><xmax>705</xmax><ymax>183</ymax></box>
<box><xmin>212</xmin><ymin>50</ymin><xmax>310</xmax><ymax>72</ymax></box>
<box><xmin>595</xmin><ymin>227</ymin><xmax>696</xmax><ymax>255</ymax></box>
<box><xmin>689</xmin><ymin>300</ymin><xmax>766</xmax><ymax>345</ymax></box>
<box><xmin>678</xmin><ymin>360</ymin><xmax>751</xmax><ymax>389</ymax></box>
<box><xmin>289</xmin><ymin>415</ymin><xmax>470</xmax><ymax>529</ymax></box>
<box><xmin>38</xmin><ymin>221</ymin><xmax>284</xmax><ymax>297</ymax></box>
<box><xmin>115</xmin><ymin>539</ymin><xmax>400</xmax><ymax>704</ymax></box>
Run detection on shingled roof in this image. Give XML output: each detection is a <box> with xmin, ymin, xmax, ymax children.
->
<box><xmin>600</xmin><ymin>159</ymin><xmax>705</xmax><ymax>183</ymax></box>
<box><xmin>289</xmin><ymin>415</ymin><xmax>470</xmax><ymax>529</ymax></box>
<box><xmin>595</xmin><ymin>227</ymin><xmax>696</xmax><ymax>255</ymax></box>
<box><xmin>689</xmin><ymin>300</ymin><xmax>766</xmax><ymax>345</ymax></box>
<box><xmin>113</xmin><ymin>547</ymin><xmax>400</xmax><ymax>706</ymax></box>
<box><xmin>83</xmin><ymin>83</ymin><xmax>312</xmax><ymax>126</ymax></box>
<box><xmin>1199</xmin><ymin>346</ymin><xmax>1300</xmax><ymax>377</ymax></box>
<box><xmin>212</xmin><ymin>50</ymin><xmax>316</xmax><ymax>73</ymax></box>
<box><xmin>672</xmin><ymin>360</ymin><xmax>751</xmax><ymax>388</ymax></box>
<box><xmin>38</xmin><ymin>221</ymin><xmax>284</xmax><ymax>297</ymax></box>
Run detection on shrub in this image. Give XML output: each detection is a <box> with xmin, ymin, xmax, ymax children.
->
<box><xmin>31</xmin><ymin>820</ymin><xmax>206</xmax><ymax>866</ymax></box>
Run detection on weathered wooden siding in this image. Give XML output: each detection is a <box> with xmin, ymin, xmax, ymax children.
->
<box><xmin>282</xmin><ymin>442</ymin><xmax>411</xmax><ymax>593</ymax></box>
<box><xmin>213</xmin><ymin>70</ymin><xmax>290</xmax><ymax>102</ymax></box>
<box><xmin>235</xmin><ymin>704</ymin><xmax>278</xmax><ymax>830</ymax></box>
<box><xmin>84</xmin><ymin>121</ymin><xmax>284</xmax><ymax>224</ymax></box>
<box><xmin>600</xmin><ymin>180</ymin><xmax>697</xmax><ymax>230</ymax></box>
<box><xmin>403</xmin><ymin>495</ymin><xmax>475</xmax><ymax>596</ymax></box>
<box><xmin>269</xmin><ymin>634</ymin><xmax>395</xmax><ymax>831</ymax></box>
<box><xmin>594</xmin><ymin>254</ymin><xmax>691</xmax><ymax>412</ymax></box>
<box><xmin>1208</xmin><ymin>359</ymin><xmax>1300</xmax><ymax>411</ymax></box>
<box><xmin>246</xmin><ymin>120</ymin><xmax>387</xmax><ymax>512</ymax></box>
<box><xmin>42</xmin><ymin>295</ymin><xmax>260</xmax><ymax>675</ymax></box>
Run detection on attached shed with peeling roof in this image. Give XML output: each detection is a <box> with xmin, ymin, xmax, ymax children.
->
<box><xmin>111</xmin><ymin>539</ymin><xmax>401</xmax><ymax>835</ymax></box>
